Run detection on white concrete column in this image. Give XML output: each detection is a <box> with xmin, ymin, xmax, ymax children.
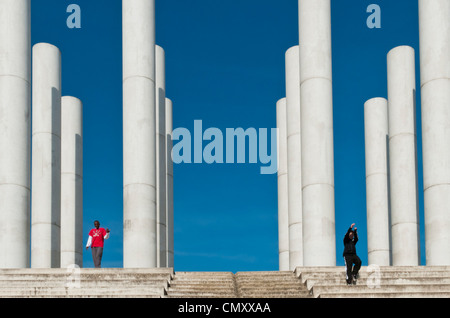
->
<box><xmin>364</xmin><ymin>97</ymin><xmax>391</xmax><ymax>266</ymax></box>
<box><xmin>387</xmin><ymin>46</ymin><xmax>420</xmax><ymax>266</ymax></box>
<box><xmin>60</xmin><ymin>96</ymin><xmax>83</xmax><ymax>268</ymax></box>
<box><xmin>298</xmin><ymin>0</ymin><xmax>336</xmax><ymax>266</ymax></box>
<box><xmin>122</xmin><ymin>0</ymin><xmax>157</xmax><ymax>268</ymax></box>
<box><xmin>31</xmin><ymin>43</ymin><xmax>61</xmax><ymax>268</ymax></box>
<box><xmin>165</xmin><ymin>97</ymin><xmax>174</xmax><ymax>268</ymax></box>
<box><xmin>156</xmin><ymin>45</ymin><xmax>167</xmax><ymax>267</ymax></box>
<box><xmin>0</xmin><ymin>0</ymin><xmax>31</xmax><ymax>268</ymax></box>
<box><xmin>276</xmin><ymin>98</ymin><xmax>289</xmax><ymax>271</ymax></box>
<box><xmin>285</xmin><ymin>46</ymin><xmax>302</xmax><ymax>269</ymax></box>
<box><xmin>419</xmin><ymin>0</ymin><xmax>450</xmax><ymax>265</ymax></box>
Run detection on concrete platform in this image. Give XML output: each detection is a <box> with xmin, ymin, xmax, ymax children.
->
<box><xmin>0</xmin><ymin>266</ymin><xmax>449</xmax><ymax>298</ymax></box>
<box><xmin>295</xmin><ymin>266</ymin><xmax>450</xmax><ymax>298</ymax></box>
<box><xmin>0</xmin><ymin>268</ymin><xmax>173</xmax><ymax>298</ymax></box>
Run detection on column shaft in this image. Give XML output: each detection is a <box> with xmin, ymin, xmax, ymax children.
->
<box><xmin>31</xmin><ymin>43</ymin><xmax>62</xmax><ymax>268</ymax></box>
<box><xmin>285</xmin><ymin>46</ymin><xmax>302</xmax><ymax>269</ymax></box>
<box><xmin>60</xmin><ymin>96</ymin><xmax>83</xmax><ymax>268</ymax></box>
<box><xmin>299</xmin><ymin>0</ymin><xmax>336</xmax><ymax>266</ymax></box>
<box><xmin>123</xmin><ymin>0</ymin><xmax>157</xmax><ymax>268</ymax></box>
<box><xmin>387</xmin><ymin>46</ymin><xmax>420</xmax><ymax>266</ymax></box>
<box><xmin>156</xmin><ymin>45</ymin><xmax>167</xmax><ymax>267</ymax></box>
<box><xmin>166</xmin><ymin>97</ymin><xmax>174</xmax><ymax>268</ymax></box>
<box><xmin>0</xmin><ymin>0</ymin><xmax>31</xmax><ymax>268</ymax></box>
<box><xmin>364</xmin><ymin>97</ymin><xmax>391</xmax><ymax>266</ymax></box>
<box><xmin>419</xmin><ymin>0</ymin><xmax>450</xmax><ymax>265</ymax></box>
<box><xmin>277</xmin><ymin>98</ymin><xmax>289</xmax><ymax>271</ymax></box>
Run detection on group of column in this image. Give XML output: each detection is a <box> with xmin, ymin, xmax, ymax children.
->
<box><xmin>0</xmin><ymin>0</ymin><xmax>175</xmax><ymax>269</ymax></box>
<box><xmin>123</xmin><ymin>0</ymin><xmax>174</xmax><ymax>268</ymax></box>
<box><xmin>278</xmin><ymin>0</ymin><xmax>450</xmax><ymax>269</ymax></box>
<box><xmin>33</xmin><ymin>44</ymin><xmax>83</xmax><ymax>269</ymax></box>
<box><xmin>0</xmin><ymin>0</ymin><xmax>83</xmax><ymax>268</ymax></box>
<box><xmin>364</xmin><ymin>45</ymin><xmax>419</xmax><ymax>266</ymax></box>
<box><xmin>277</xmin><ymin>0</ymin><xmax>336</xmax><ymax>270</ymax></box>
<box><xmin>365</xmin><ymin>0</ymin><xmax>450</xmax><ymax>266</ymax></box>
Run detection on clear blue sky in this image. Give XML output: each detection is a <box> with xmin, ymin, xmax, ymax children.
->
<box><xmin>31</xmin><ymin>0</ymin><xmax>425</xmax><ymax>271</ymax></box>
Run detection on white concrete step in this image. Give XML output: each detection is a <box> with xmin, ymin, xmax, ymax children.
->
<box><xmin>234</xmin><ymin>271</ymin><xmax>311</xmax><ymax>298</ymax></box>
<box><xmin>0</xmin><ymin>286</ymin><xmax>166</xmax><ymax>297</ymax></box>
<box><xmin>294</xmin><ymin>266</ymin><xmax>450</xmax><ymax>298</ymax></box>
<box><xmin>165</xmin><ymin>271</ymin><xmax>237</xmax><ymax>298</ymax></box>
<box><xmin>299</xmin><ymin>270</ymin><xmax>450</xmax><ymax>279</ymax></box>
<box><xmin>305</xmin><ymin>277</ymin><xmax>450</xmax><ymax>289</ymax></box>
<box><xmin>170</xmin><ymin>272</ymin><xmax>234</xmax><ymax>281</ymax></box>
<box><xmin>238</xmin><ymin>287</ymin><xmax>311</xmax><ymax>298</ymax></box>
<box><xmin>297</xmin><ymin>265</ymin><xmax>450</xmax><ymax>271</ymax></box>
<box><xmin>165</xmin><ymin>292</ymin><xmax>236</xmax><ymax>298</ymax></box>
<box><xmin>0</xmin><ymin>268</ymin><xmax>173</xmax><ymax>298</ymax></box>
<box><xmin>0</xmin><ymin>280</ymin><xmax>170</xmax><ymax>289</ymax></box>
<box><xmin>0</xmin><ymin>268</ymin><xmax>175</xmax><ymax>274</ymax></box>
<box><xmin>1</xmin><ymin>267</ymin><xmax>448</xmax><ymax>298</ymax></box>
<box><xmin>318</xmin><ymin>291</ymin><xmax>450</xmax><ymax>298</ymax></box>
<box><xmin>311</xmin><ymin>283</ymin><xmax>450</xmax><ymax>296</ymax></box>
<box><xmin>0</xmin><ymin>268</ymin><xmax>173</xmax><ymax>281</ymax></box>
<box><xmin>169</xmin><ymin>281</ymin><xmax>235</xmax><ymax>287</ymax></box>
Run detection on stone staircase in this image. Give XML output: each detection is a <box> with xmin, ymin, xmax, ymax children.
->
<box><xmin>0</xmin><ymin>268</ymin><xmax>173</xmax><ymax>298</ymax></box>
<box><xmin>0</xmin><ymin>266</ymin><xmax>449</xmax><ymax>298</ymax></box>
<box><xmin>234</xmin><ymin>271</ymin><xmax>311</xmax><ymax>298</ymax></box>
<box><xmin>296</xmin><ymin>266</ymin><xmax>450</xmax><ymax>298</ymax></box>
<box><xmin>164</xmin><ymin>270</ymin><xmax>311</xmax><ymax>298</ymax></box>
<box><xmin>165</xmin><ymin>271</ymin><xmax>237</xmax><ymax>298</ymax></box>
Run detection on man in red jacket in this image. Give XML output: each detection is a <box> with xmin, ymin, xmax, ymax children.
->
<box><xmin>86</xmin><ymin>220</ymin><xmax>110</xmax><ymax>268</ymax></box>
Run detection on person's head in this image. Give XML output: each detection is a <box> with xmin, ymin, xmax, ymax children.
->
<box><xmin>349</xmin><ymin>231</ymin><xmax>354</xmax><ymax>239</ymax></box>
<box><xmin>94</xmin><ymin>220</ymin><xmax>100</xmax><ymax>229</ymax></box>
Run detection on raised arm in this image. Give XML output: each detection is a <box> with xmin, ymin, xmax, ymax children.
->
<box><xmin>343</xmin><ymin>223</ymin><xmax>356</xmax><ymax>243</ymax></box>
<box><xmin>343</xmin><ymin>227</ymin><xmax>352</xmax><ymax>243</ymax></box>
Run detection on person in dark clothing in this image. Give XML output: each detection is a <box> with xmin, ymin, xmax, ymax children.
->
<box><xmin>343</xmin><ymin>223</ymin><xmax>361</xmax><ymax>285</ymax></box>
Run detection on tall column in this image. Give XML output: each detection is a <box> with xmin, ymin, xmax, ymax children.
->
<box><xmin>31</xmin><ymin>43</ymin><xmax>62</xmax><ymax>268</ymax></box>
<box><xmin>122</xmin><ymin>0</ymin><xmax>157</xmax><ymax>268</ymax></box>
<box><xmin>364</xmin><ymin>97</ymin><xmax>391</xmax><ymax>266</ymax></box>
<box><xmin>60</xmin><ymin>96</ymin><xmax>83</xmax><ymax>268</ymax></box>
<box><xmin>166</xmin><ymin>97</ymin><xmax>174</xmax><ymax>268</ymax></box>
<box><xmin>0</xmin><ymin>0</ymin><xmax>31</xmax><ymax>268</ymax></box>
<box><xmin>298</xmin><ymin>0</ymin><xmax>336</xmax><ymax>266</ymax></box>
<box><xmin>387</xmin><ymin>46</ymin><xmax>420</xmax><ymax>266</ymax></box>
<box><xmin>285</xmin><ymin>46</ymin><xmax>302</xmax><ymax>269</ymax></box>
<box><xmin>156</xmin><ymin>45</ymin><xmax>167</xmax><ymax>267</ymax></box>
<box><xmin>419</xmin><ymin>0</ymin><xmax>450</xmax><ymax>265</ymax></box>
<box><xmin>276</xmin><ymin>98</ymin><xmax>289</xmax><ymax>271</ymax></box>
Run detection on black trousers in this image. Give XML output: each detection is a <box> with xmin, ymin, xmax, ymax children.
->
<box><xmin>344</xmin><ymin>254</ymin><xmax>361</xmax><ymax>283</ymax></box>
<box><xmin>91</xmin><ymin>247</ymin><xmax>104</xmax><ymax>268</ymax></box>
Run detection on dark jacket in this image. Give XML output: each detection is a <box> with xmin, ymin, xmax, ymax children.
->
<box><xmin>343</xmin><ymin>227</ymin><xmax>358</xmax><ymax>256</ymax></box>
